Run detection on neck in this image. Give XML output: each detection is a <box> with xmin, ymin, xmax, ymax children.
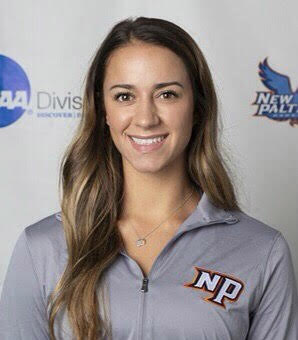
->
<box><xmin>119</xmin><ymin>159</ymin><xmax>201</xmax><ymax>225</ymax></box>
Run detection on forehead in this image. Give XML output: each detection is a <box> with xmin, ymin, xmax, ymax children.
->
<box><xmin>103</xmin><ymin>41</ymin><xmax>190</xmax><ymax>86</ymax></box>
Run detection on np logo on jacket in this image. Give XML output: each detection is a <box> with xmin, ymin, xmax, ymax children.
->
<box><xmin>184</xmin><ymin>266</ymin><xmax>245</xmax><ymax>309</ymax></box>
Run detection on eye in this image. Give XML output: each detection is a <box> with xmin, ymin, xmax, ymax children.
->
<box><xmin>160</xmin><ymin>90</ymin><xmax>178</xmax><ymax>99</ymax></box>
<box><xmin>114</xmin><ymin>92</ymin><xmax>134</xmax><ymax>102</ymax></box>
<box><xmin>113</xmin><ymin>90</ymin><xmax>178</xmax><ymax>102</ymax></box>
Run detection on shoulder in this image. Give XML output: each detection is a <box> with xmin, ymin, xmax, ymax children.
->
<box><xmin>24</xmin><ymin>210</ymin><xmax>67</xmax><ymax>261</ymax></box>
<box><xmin>22</xmin><ymin>212</ymin><xmax>67</xmax><ymax>294</ymax></box>
<box><xmin>218</xmin><ymin>209</ymin><xmax>288</xmax><ymax>266</ymax></box>
<box><xmin>219</xmin><ymin>210</ymin><xmax>297</xmax><ymax>308</ymax></box>
<box><xmin>225</xmin><ymin>209</ymin><xmax>296</xmax><ymax>278</ymax></box>
<box><xmin>24</xmin><ymin>211</ymin><xmax>65</xmax><ymax>252</ymax></box>
<box><xmin>228</xmin><ymin>209</ymin><xmax>282</xmax><ymax>243</ymax></box>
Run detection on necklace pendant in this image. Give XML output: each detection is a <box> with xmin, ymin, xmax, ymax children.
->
<box><xmin>136</xmin><ymin>238</ymin><xmax>146</xmax><ymax>247</ymax></box>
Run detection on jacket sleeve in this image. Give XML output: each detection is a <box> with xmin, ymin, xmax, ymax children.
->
<box><xmin>0</xmin><ymin>229</ymin><xmax>50</xmax><ymax>339</ymax></box>
<box><xmin>247</xmin><ymin>231</ymin><xmax>298</xmax><ymax>339</ymax></box>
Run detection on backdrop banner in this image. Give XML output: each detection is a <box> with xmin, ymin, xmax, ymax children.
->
<box><xmin>1</xmin><ymin>0</ymin><xmax>297</xmax><ymax>295</ymax></box>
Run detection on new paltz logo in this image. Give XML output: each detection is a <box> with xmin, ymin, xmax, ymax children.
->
<box><xmin>252</xmin><ymin>58</ymin><xmax>298</xmax><ymax>127</ymax></box>
<box><xmin>184</xmin><ymin>266</ymin><xmax>244</xmax><ymax>309</ymax></box>
<box><xmin>0</xmin><ymin>54</ymin><xmax>82</xmax><ymax>128</ymax></box>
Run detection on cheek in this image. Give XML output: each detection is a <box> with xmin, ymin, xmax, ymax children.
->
<box><xmin>106</xmin><ymin>109</ymin><xmax>128</xmax><ymax>131</ymax></box>
<box><xmin>171</xmin><ymin>112</ymin><xmax>193</xmax><ymax>151</ymax></box>
<box><xmin>168</xmin><ymin>105</ymin><xmax>193</xmax><ymax>134</ymax></box>
<box><xmin>181</xmin><ymin>103</ymin><xmax>194</xmax><ymax>134</ymax></box>
<box><xmin>103</xmin><ymin>96</ymin><xmax>126</xmax><ymax>128</ymax></box>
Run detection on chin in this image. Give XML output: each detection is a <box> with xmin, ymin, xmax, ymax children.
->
<box><xmin>124</xmin><ymin>157</ymin><xmax>169</xmax><ymax>174</ymax></box>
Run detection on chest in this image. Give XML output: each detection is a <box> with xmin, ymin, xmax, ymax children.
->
<box><xmin>104</xmin><ymin>227</ymin><xmax>262</xmax><ymax>340</ymax></box>
<box><xmin>119</xmin><ymin>224</ymin><xmax>181</xmax><ymax>277</ymax></box>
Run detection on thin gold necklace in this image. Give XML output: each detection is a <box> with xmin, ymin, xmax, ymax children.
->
<box><xmin>129</xmin><ymin>187</ymin><xmax>195</xmax><ymax>247</ymax></box>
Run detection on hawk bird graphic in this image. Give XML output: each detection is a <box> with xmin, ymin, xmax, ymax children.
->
<box><xmin>256</xmin><ymin>57</ymin><xmax>298</xmax><ymax>126</ymax></box>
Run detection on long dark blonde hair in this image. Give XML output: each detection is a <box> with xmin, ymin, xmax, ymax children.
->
<box><xmin>47</xmin><ymin>16</ymin><xmax>243</xmax><ymax>340</ymax></box>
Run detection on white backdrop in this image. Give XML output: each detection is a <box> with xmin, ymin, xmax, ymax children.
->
<box><xmin>1</xmin><ymin>0</ymin><xmax>297</xmax><ymax>294</ymax></box>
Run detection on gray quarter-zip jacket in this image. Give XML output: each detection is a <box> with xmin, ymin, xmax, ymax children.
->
<box><xmin>0</xmin><ymin>190</ymin><xmax>298</xmax><ymax>339</ymax></box>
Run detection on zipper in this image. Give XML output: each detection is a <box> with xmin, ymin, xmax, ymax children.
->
<box><xmin>121</xmin><ymin>215</ymin><xmax>239</xmax><ymax>340</ymax></box>
<box><xmin>136</xmin><ymin>277</ymin><xmax>149</xmax><ymax>339</ymax></box>
<box><xmin>141</xmin><ymin>277</ymin><xmax>149</xmax><ymax>292</ymax></box>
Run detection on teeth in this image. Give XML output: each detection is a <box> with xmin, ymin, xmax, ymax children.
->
<box><xmin>130</xmin><ymin>135</ymin><xmax>166</xmax><ymax>145</ymax></box>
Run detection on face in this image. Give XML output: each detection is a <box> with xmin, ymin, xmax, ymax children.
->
<box><xmin>102</xmin><ymin>40</ymin><xmax>194</xmax><ymax>174</ymax></box>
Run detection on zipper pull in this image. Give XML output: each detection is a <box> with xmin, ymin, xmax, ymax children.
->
<box><xmin>141</xmin><ymin>277</ymin><xmax>149</xmax><ymax>292</ymax></box>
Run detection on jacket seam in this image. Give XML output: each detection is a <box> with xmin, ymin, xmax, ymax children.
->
<box><xmin>255</xmin><ymin>230</ymin><xmax>282</xmax><ymax>313</ymax></box>
<box><xmin>24</xmin><ymin>228</ymin><xmax>47</xmax><ymax>310</ymax></box>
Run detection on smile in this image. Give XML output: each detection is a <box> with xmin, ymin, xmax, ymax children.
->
<box><xmin>128</xmin><ymin>134</ymin><xmax>168</xmax><ymax>153</ymax></box>
<box><xmin>130</xmin><ymin>135</ymin><xmax>167</xmax><ymax>145</ymax></box>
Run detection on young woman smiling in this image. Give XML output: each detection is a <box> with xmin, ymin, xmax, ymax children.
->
<box><xmin>0</xmin><ymin>16</ymin><xmax>297</xmax><ymax>340</ymax></box>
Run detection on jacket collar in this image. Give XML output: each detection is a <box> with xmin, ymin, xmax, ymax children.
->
<box><xmin>54</xmin><ymin>189</ymin><xmax>239</xmax><ymax>237</ymax></box>
<box><xmin>175</xmin><ymin>188</ymin><xmax>239</xmax><ymax>236</ymax></box>
<box><xmin>117</xmin><ymin>189</ymin><xmax>239</xmax><ymax>257</ymax></box>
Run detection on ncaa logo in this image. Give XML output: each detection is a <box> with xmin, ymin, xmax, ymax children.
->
<box><xmin>0</xmin><ymin>55</ymin><xmax>31</xmax><ymax>127</ymax></box>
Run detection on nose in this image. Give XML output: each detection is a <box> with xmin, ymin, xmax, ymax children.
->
<box><xmin>133</xmin><ymin>96</ymin><xmax>160</xmax><ymax>129</ymax></box>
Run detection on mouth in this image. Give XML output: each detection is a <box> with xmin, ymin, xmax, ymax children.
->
<box><xmin>129</xmin><ymin>134</ymin><xmax>168</xmax><ymax>143</ymax></box>
<box><xmin>127</xmin><ymin>134</ymin><xmax>169</xmax><ymax>153</ymax></box>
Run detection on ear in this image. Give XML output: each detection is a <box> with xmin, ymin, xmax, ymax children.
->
<box><xmin>105</xmin><ymin>114</ymin><xmax>110</xmax><ymax>126</ymax></box>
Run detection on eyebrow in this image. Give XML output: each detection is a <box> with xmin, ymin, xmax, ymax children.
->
<box><xmin>109</xmin><ymin>81</ymin><xmax>184</xmax><ymax>91</ymax></box>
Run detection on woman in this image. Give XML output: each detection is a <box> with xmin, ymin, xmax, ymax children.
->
<box><xmin>0</xmin><ymin>16</ymin><xmax>297</xmax><ymax>340</ymax></box>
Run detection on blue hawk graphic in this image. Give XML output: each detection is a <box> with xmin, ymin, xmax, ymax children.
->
<box><xmin>253</xmin><ymin>57</ymin><xmax>298</xmax><ymax>126</ymax></box>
